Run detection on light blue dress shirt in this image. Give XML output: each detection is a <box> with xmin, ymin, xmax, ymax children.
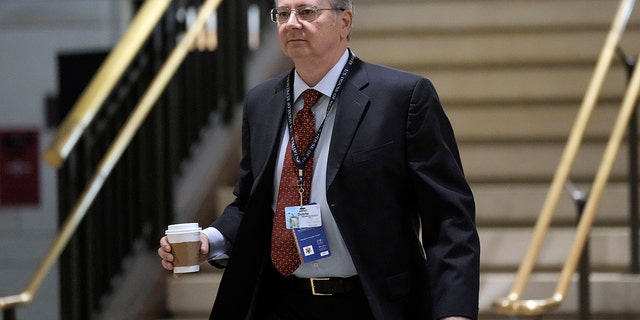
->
<box><xmin>204</xmin><ymin>50</ymin><xmax>357</xmax><ymax>278</ymax></box>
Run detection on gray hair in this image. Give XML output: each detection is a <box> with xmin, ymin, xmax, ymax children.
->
<box><xmin>273</xmin><ymin>0</ymin><xmax>354</xmax><ymax>11</ymax></box>
<box><xmin>273</xmin><ymin>0</ymin><xmax>354</xmax><ymax>39</ymax></box>
<box><xmin>330</xmin><ymin>0</ymin><xmax>354</xmax><ymax>11</ymax></box>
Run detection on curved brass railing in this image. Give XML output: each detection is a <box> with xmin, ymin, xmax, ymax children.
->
<box><xmin>0</xmin><ymin>0</ymin><xmax>222</xmax><ymax>313</ymax></box>
<box><xmin>493</xmin><ymin>0</ymin><xmax>638</xmax><ymax>316</ymax></box>
<box><xmin>43</xmin><ymin>0</ymin><xmax>172</xmax><ymax>169</ymax></box>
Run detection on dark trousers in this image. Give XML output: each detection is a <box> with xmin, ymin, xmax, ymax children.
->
<box><xmin>251</xmin><ymin>264</ymin><xmax>375</xmax><ymax>320</ymax></box>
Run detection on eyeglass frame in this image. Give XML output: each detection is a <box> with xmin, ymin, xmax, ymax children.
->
<box><xmin>270</xmin><ymin>6</ymin><xmax>345</xmax><ymax>24</ymax></box>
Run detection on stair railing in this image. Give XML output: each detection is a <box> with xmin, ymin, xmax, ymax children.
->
<box><xmin>493</xmin><ymin>0</ymin><xmax>638</xmax><ymax>316</ymax></box>
<box><xmin>0</xmin><ymin>0</ymin><xmax>222</xmax><ymax>318</ymax></box>
<box><xmin>493</xmin><ymin>0</ymin><xmax>639</xmax><ymax>316</ymax></box>
<box><xmin>43</xmin><ymin>0</ymin><xmax>171</xmax><ymax>169</ymax></box>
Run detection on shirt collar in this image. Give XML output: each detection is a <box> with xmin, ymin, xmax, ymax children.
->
<box><xmin>293</xmin><ymin>49</ymin><xmax>350</xmax><ymax>101</ymax></box>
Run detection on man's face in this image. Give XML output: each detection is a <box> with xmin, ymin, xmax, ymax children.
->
<box><xmin>275</xmin><ymin>0</ymin><xmax>350</xmax><ymax>63</ymax></box>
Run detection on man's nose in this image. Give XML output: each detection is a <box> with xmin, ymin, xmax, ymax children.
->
<box><xmin>285</xmin><ymin>10</ymin><xmax>302</xmax><ymax>25</ymax></box>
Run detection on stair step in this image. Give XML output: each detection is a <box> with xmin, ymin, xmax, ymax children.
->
<box><xmin>352</xmin><ymin>30</ymin><xmax>640</xmax><ymax>68</ymax></box>
<box><xmin>448</xmin><ymin>103</ymin><xmax>618</xmax><ymax>142</ymax></box>
<box><xmin>354</xmin><ymin>0</ymin><xmax>640</xmax><ymax>32</ymax></box>
<box><xmin>479</xmin><ymin>227</ymin><xmax>633</xmax><ymax>271</ymax></box>
<box><xmin>473</xmin><ymin>182</ymin><xmax>629</xmax><ymax>226</ymax></box>
<box><xmin>166</xmin><ymin>271</ymin><xmax>222</xmax><ymax>318</ymax></box>
<box><xmin>460</xmin><ymin>141</ymin><xmax>629</xmax><ymax>183</ymax></box>
<box><xmin>422</xmin><ymin>65</ymin><xmax>628</xmax><ymax>103</ymax></box>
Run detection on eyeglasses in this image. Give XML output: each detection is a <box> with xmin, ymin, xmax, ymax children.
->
<box><xmin>270</xmin><ymin>6</ymin><xmax>344</xmax><ymax>24</ymax></box>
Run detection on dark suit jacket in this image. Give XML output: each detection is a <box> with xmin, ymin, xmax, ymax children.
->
<box><xmin>210</xmin><ymin>56</ymin><xmax>480</xmax><ymax>320</ymax></box>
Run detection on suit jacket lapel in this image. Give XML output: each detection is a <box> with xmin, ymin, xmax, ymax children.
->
<box><xmin>252</xmin><ymin>63</ymin><xmax>370</xmax><ymax>193</ymax></box>
<box><xmin>326</xmin><ymin>58</ymin><xmax>370</xmax><ymax>188</ymax></box>
<box><xmin>252</xmin><ymin>76</ymin><xmax>288</xmax><ymax>196</ymax></box>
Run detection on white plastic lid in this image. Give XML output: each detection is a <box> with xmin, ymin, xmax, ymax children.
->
<box><xmin>165</xmin><ymin>223</ymin><xmax>201</xmax><ymax>234</ymax></box>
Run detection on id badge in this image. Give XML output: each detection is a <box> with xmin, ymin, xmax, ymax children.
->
<box><xmin>285</xmin><ymin>204</ymin><xmax>321</xmax><ymax>229</ymax></box>
<box><xmin>283</xmin><ymin>203</ymin><xmax>331</xmax><ymax>263</ymax></box>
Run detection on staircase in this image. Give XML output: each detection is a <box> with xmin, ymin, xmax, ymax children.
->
<box><xmin>165</xmin><ymin>1</ymin><xmax>640</xmax><ymax>319</ymax></box>
<box><xmin>349</xmin><ymin>0</ymin><xmax>640</xmax><ymax>318</ymax></box>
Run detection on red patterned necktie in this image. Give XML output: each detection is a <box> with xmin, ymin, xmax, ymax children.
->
<box><xmin>271</xmin><ymin>89</ymin><xmax>321</xmax><ymax>276</ymax></box>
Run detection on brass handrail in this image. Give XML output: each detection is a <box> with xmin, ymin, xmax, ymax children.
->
<box><xmin>493</xmin><ymin>0</ymin><xmax>637</xmax><ymax>316</ymax></box>
<box><xmin>43</xmin><ymin>0</ymin><xmax>172</xmax><ymax>169</ymax></box>
<box><xmin>0</xmin><ymin>0</ymin><xmax>222</xmax><ymax>312</ymax></box>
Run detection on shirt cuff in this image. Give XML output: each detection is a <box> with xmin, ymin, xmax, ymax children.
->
<box><xmin>202</xmin><ymin>227</ymin><xmax>230</xmax><ymax>266</ymax></box>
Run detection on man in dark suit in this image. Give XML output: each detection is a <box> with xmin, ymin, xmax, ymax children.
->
<box><xmin>159</xmin><ymin>0</ymin><xmax>480</xmax><ymax>319</ymax></box>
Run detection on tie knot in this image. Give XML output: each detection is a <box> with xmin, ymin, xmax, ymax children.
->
<box><xmin>302</xmin><ymin>89</ymin><xmax>321</xmax><ymax>111</ymax></box>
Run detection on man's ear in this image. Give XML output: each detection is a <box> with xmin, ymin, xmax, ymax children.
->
<box><xmin>340</xmin><ymin>10</ymin><xmax>353</xmax><ymax>38</ymax></box>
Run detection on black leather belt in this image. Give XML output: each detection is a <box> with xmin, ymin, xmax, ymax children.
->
<box><xmin>288</xmin><ymin>275</ymin><xmax>362</xmax><ymax>296</ymax></box>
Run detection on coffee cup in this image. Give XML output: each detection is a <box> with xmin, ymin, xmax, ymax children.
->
<box><xmin>165</xmin><ymin>223</ymin><xmax>202</xmax><ymax>273</ymax></box>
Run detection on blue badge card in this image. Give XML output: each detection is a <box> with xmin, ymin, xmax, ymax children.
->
<box><xmin>294</xmin><ymin>226</ymin><xmax>331</xmax><ymax>263</ymax></box>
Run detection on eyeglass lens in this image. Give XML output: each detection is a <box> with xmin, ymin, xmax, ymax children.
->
<box><xmin>271</xmin><ymin>6</ymin><xmax>320</xmax><ymax>23</ymax></box>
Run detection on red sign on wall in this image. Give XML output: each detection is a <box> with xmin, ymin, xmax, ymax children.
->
<box><xmin>0</xmin><ymin>129</ymin><xmax>40</xmax><ymax>206</ymax></box>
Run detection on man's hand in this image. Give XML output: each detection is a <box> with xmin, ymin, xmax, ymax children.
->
<box><xmin>158</xmin><ymin>232</ymin><xmax>210</xmax><ymax>278</ymax></box>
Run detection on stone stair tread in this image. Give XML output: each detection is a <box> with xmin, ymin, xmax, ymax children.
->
<box><xmin>448</xmin><ymin>103</ymin><xmax>619</xmax><ymax>141</ymax></box>
<box><xmin>352</xmin><ymin>30</ymin><xmax>640</xmax><ymax>68</ymax></box>
<box><xmin>354</xmin><ymin>0</ymin><xmax>640</xmax><ymax>32</ymax></box>
<box><xmin>422</xmin><ymin>66</ymin><xmax>628</xmax><ymax>103</ymax></box>
<box><xmin>479</xmin><ymin>226</ymin><xmax>633</xmax><ymax>270</ymax></box>
<box><xmin>473</xmin><ymin>182</ymin><xmax>630</xmax><ymax>226</ymax></box>
<box><xmin>166</xmin><ymin>271</ymin><xmax>222</xmax><ymax>317</ymax></box>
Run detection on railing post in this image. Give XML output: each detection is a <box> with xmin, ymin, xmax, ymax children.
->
<box><xmin>3</xmin><ymin>308</ymin><xmax>16</xmax><ymax>320</ymax></box>
<box><xmin>576</xmin><ymin>196</ymin><xmax>590</xmax><ymax>320</ymax></box>
<box><xmin>566</xmin><ymin>181</ymin><xmax>590</xmax><ymax>320</ymax></box>
<box><xmin>617</xmin><ymin>47</ymin><xmax>640</xmax><ymax>274</ymax></box>
<box><xmin>629</xmin><ymin>94</ymin><xmax>639</xmax><ymax>275</ymax></box>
